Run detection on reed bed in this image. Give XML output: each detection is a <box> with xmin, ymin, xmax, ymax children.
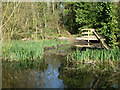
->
<box><xmin>2</xmin><ymin>40</ymin><xmax>70</xmax><ymax>61</ymax></box>
<box><xmin>70</xmin><ymin>47</ymin><xmax>120</xmax><ymax>62</ymax></box>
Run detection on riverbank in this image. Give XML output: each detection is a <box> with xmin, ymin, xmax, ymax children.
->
<box><xmin>2</xmin><ymin>39</ymin><xmax>120</xmax><ymax>89</ymax></box>
<box><xmin>2</xmin><ymin>39</ymin><xmax>71</xmax><ymax>61</ymax></box>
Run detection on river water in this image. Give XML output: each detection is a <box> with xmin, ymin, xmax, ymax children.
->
<box><xmin>2</xmin><ymin>47</ymin><xmax>120</xmax><ymax>89</ymax></box>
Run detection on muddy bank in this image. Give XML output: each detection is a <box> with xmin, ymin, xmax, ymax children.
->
<box><xmin>43</xmin><ymin>40</ymin><xmax>103</xmax><ymax>52</ymax></box>
<box><xmin>44</xmin><ymin>43</ymin><xmax>71</xmax><ymax>51</ymax></box>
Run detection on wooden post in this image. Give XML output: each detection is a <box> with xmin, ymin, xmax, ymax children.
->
<box><xmin>88</xmin><ymin>30</ymin><xmax>90</xmax><ymax>46</ymax></box>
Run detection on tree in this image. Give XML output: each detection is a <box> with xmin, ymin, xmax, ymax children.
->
<box><xmin>62</xmin><ymin>2</ymin><xmax>79</xmax><ymax>34</ymax></box>
<box><xmin>75</xmin><ymin>2</ymin><xmax>96</xmax><ymax>30</ymax></box>
<box><xmin>95</xmin><ymin>2</ymin><xmax>119</xmax><ymax>46</ymax></box>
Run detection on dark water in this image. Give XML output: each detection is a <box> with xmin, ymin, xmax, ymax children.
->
<box><xmin>2</xmin><ymin>53</ymin><xmax>67</xmax><ymax>88</ymax></box>
<box><xmin>37</xmin><ymin>54</ymin><xmax>65</xmax><ymax>88</ymax></box>
<box><xmin>2</xmin><ymin>47</ymin><xmax>120</xmax><ymax>89</ymax></box>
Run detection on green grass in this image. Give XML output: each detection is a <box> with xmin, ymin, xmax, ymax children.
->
<box><xmin>70</xmin><ymin>47</ymin><xmax>120</xmax><ymax>62</ymax></box>
<box><xmin>2</xmin><ymin>39</ymin><xmax>70</xmax><ymax>61</ymax></box>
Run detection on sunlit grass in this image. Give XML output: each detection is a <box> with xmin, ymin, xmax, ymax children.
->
<box><xmin>2</xmin><ymin>39</ymin><xmax>70</xmax><ymax>61</ymax></box>
<box><xmin>69</xmin><ymin>47</ymin><xmax>120</xmax><ymax>62</ymax></box>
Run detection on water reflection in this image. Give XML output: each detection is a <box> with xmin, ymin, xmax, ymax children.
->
<box><xmin>39</xmin><ymin>54</ymin><xmax>65</xmax><ymax>88</ymax></box>
<box><xmin>2</xmin><ymin>52</ymin><xmax>120</xmax><ymax>89</ymax></box>
<box><xmin>58</xmin><ymin>61</ymin><xmax>119</xmax><ymax>89</ymax></box>
<box><xmin>2</xmin><ymin>53</ymin><xmax>66</xmax><ymax>88</ymax></box>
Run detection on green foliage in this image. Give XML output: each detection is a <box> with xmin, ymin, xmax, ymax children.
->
<box><xmin>116</xmin><ymin>2</ymin><xmax>120</xmax><ymax>39</ymax></box>
<box><xmin>2</xmin><ymin>40</ymin><xmax>70</xmax><ymax>61</ymax></box>
<box><xmin>2</xmin><ymin>58</ymin><xmax>48</xmax><ymax>70</ymax></box>
<box><xmin>2</xmin><ymin>2</ymin><xmax>68</xmax><ymax>41</ymax></box>
<box><xmin>94</xmin><ymin>2</ymin><xmax>119</xmax><ymax>46</ymax></box>
<box><xmin>75</xmin><ymin>2</ymin><xmax>96</xmax><ymax>29</ymax></box>
<box><xmin>2</xmin><ymin>2</ymin><xmax>120</xmax><ymax>47</ymax></box>
<box><xmin>62</xmin><ymin>2</ymin><xmax>79</xmax><ymax>34</ymax></box>
<box><xmin>64</xmin><ymin>2</ymin><xmax>120</xmax><ymax>47</ymax></box>
<box><xmin>70</xmin><ymin>48</ymin><xmax>120</xmax><ymax>61</ymax></box>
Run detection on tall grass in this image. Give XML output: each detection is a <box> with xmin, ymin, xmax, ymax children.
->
<box><xmin>2</xmin><ymin>40</ymin><xmax>70</xmax><ymax>61</ymax></box>
<box><xmin>70</xmin><ymin>47</ymin><xmax>120</xmax><ymax>62</ymax></box>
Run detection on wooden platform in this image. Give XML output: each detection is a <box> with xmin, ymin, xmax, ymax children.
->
<box><xmin>75</xmin><ymin>29</ymin><xmax>109</xmax><ymax>50</ymax></box>
<box><xmin>76</xmin><ymin>29</ymin><xmax>98</xmax><ymax>41</ymax></box>
<box><xmin>74</xmin><ymin>45</ymin><xmax>94</xmax><ymax>48</ymax></box>
<box><xmin>76</xmin><ymin>36</ymin><xmax>98</xmax><ymax>41</ymax></box>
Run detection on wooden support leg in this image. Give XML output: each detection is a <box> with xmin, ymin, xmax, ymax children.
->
<box><xmin>88</xmin><ymin>30</ymin><xmax>90</xmax><ymax>46</ymax></box>
<box><xmin>88</xmin><ymin>39</ymin><xmax>90</xmax><ymax>46</ymax></box>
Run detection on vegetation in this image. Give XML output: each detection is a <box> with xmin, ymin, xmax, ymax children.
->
<box><xmin>59</xmin><ymin>61</ymin><xmax>119</xmax><ymax>88</ymax></box>
<box><xmin>2</xmin><ymin>40</ymin><xmax>70</xmax><ymax>61</ymax></box>
<box><xmin>68</xmin><ymin>48</ymin><xmax>120</xmax><ymax>62</ymax></box>
<box><xmin>63</xmin><ymin>2</ymin><xmax>120</xmax><ymax>47</ymax></box>
<box><xmin>1</xmin><ymin>2</ymin><xmax>120</xmax><ymax>47</ymax></box>
<box><xmin>1</xmin><ymin>2</ymin><xmax>120</xmax><ymax>89</ymax></box>
<box><xmin>2</xmin><ymin>2</ymin><xmax>68</xmax><ymax>41</ymax></box>
<box><xmin>2</xmin><ymin>58</ymin><xmax>48</xmax><ymax>88</ymax></box>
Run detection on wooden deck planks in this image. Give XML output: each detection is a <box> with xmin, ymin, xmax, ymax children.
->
<box><xmin>74</xmin><ymin>45</ymin><xmax>94</xmax><ymax>47</ymax></box>
<box><xmin>76</xmin><ymin>37</ymin><xmax>98</xmax><ymax>40</ymax></box>
<box><xmin>82</xmin><ymin>32</ymin><xmax>93</xmax><ymax>34</ymax></box>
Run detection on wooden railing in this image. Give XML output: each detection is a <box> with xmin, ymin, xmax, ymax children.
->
<box><xmin>75</xmin><ymin>29</ymin><xmax>109</xmax><ymax>50</ymax></box>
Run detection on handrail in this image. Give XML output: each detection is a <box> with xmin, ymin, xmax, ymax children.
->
<box><xmin>92</xmin><ymin>29</ymin><xmax>109</xmax><ymax>50</ymax></box>
<box><xmin>77</xmin><ymin>29</ymin><xmax>110</xmax><ymax>50</ymax></box>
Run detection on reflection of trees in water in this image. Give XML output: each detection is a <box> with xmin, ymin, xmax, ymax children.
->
<box><xmin>39</xmin><ymin>54</ymin><xmax>66</xmax><ymax>88</ymax></box>
<box><xmin>2</xmin><ymin>58</ymin><xmax>48</xmax><ymax>71</ymax></box>
<box><xmin>43</xmin><ymin>54</ymin><xmax>66</xmax><ymax>68</ymax></box>
<box><xmin>2</xmin><ymin>54</ymin><xmax>120</xmax><ymax>88</ymax></box>
<box><xmin>58</xmin><ymin>62</ymin><xmax>119</xmax><ymax>88</ymax></box>
<box><xmin>58</xmin><ymin>66</ymin><xmax>94</xmax><ymax>88</ymax></box>
<box><xmin>2</xmin><ymin>58</ymin><xmax>48</xmax><ymax>88</ymax></box>
<box><xmin>2</xmin><ymin>53</ymin><xmax>66</xmax><ymax>88</ymax></box>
